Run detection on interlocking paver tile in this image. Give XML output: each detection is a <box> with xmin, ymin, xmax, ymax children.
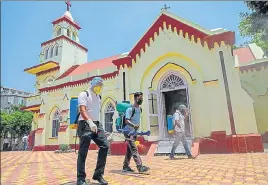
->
<box><xmin>1</xmin><ymin>151</ymin><xmax>268</xmax><ymax>185</ymax></box>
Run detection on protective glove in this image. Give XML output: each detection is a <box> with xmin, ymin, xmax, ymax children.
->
<box><xmin>86</xmin><ymin>119</ymin><xmax>97</xmax><ymax>133</ymax></box>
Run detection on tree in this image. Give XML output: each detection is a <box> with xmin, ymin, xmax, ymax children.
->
<box><xmin>0</xmin><ymin>106</ymin><xmax>33</xmax><ymax>138</ymax></box>
<box><xmin>0</xmin><ymin>112</ymin><xmax>12</xmax><ymax>137</ymax></box>
<box><xmin>238</xmin><ymin>1</ymin><xmax>268</xmax><ymax>55</ymax></box>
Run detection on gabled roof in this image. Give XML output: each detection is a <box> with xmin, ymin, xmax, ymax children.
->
<box><xmin>112</xmin><ymin>10</ymin><xmax>235</xmax><ymax>70</ymax></box>
<box><xmin>130</xmin><ymin>10</ymin><xmax>234</xmax><ymax>58</ymax></box>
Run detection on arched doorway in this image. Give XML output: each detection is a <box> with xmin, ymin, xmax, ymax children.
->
<box><xmin>158</xmin><ymin>71</ymin><xmax>192</xmax><ymax>139</ymax></box>
<box><xmin>104</xmin><ymin>103</ymin><xmax>115</xmax><ymax>132</ymax></box>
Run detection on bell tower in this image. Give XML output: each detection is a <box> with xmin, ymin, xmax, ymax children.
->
<box><xmin>39</xmin><ymin>1</ymin><xmax>88</xmax><ymax>74</ymax></box>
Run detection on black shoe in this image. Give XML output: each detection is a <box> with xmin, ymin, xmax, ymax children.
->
<box><xmin>92</xmin><ymin>175</ymin><xmax>108</xmax><ymax>185</ymax></box>
<box><xmin>137</xmin><ymin>165</ymin><xmax>150</xmax><ymax>174</ymax></box>
<box><xmin>77</xmin><ymin>180</ymin><xmax>90</xmax><ymax>185</ymax></box>
<box><xmin>188</xmin><ymin>155</ymin><xmax>196</xmax><ymax>159</ymax></box>
<box><xmin>122</xmin><ymin>166</ymin><xmax>134</xmax><ymax>172</ymax></box>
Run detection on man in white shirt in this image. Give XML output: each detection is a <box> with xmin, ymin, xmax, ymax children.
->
<box><xmin>170</xmin><ymin>104</ymin><xmax>194</xmax><ymax>159</ymax></box>
<box><xmin>77</xmin><ymin>77</ymin><xmax>108</xmax><ymax>185</ymax></box>
<box><xmin>22</xmin><ymin>135</ymin><xmax>28</xmax><ymax>151</ymax></box>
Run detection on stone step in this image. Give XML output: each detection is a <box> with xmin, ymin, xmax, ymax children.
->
<box><xmin>154</xmin><ymin>139</ymin><xmax>193</xmax><ymax>156</ymax></box>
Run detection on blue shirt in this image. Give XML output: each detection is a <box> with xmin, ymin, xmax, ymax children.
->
<box><xmin>125</xmin><ymin>106</ymin><xmax>141</xmax><ymax>129</ymax></box>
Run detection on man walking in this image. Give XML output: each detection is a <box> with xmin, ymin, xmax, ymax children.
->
<box><xmin>22</xmin><ymin>135</ymin><xmax>28</xmax><ymax>151</ymax></box>
<box><xmin>170</xmin><ymin>104</ymin><xmax>194</xmax><ymax>159</ymax></box>
<box><xmin>77</xmin><ymin>77</ymin><xmax>108</xmax><ymax>185</ymax></box>
<box><xmin>122</xmin><ymin>92</ymin><xmax>150</xmax><ymax>173</ymax></box>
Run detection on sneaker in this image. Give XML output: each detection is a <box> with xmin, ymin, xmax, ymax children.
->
<box><xmin>137</xmin><ymin>165</ymin><xmax>150</xmax><ymax>174</ymax></box>
<box><xmin>169</xmin><ymin>156</ymin><xmax>175</xmax><ymax>160</ymax></box>
<box><xmin>122</xmin><ymin>166</ymin><xmax>134</xmax><ymax>172</ymax></box>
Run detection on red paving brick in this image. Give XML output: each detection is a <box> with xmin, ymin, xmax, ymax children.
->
<box><xmin>1</xmin><ymin>151</ymin><xmax>268</xmax><ymax>185</ymax></box>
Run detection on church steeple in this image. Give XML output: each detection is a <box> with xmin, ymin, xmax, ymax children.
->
<box><xmin>51</xmin><ymin>1</ymin><xmax>81</xmax><ymax>42</ymax></box>
<box><xmin>38</xmin><ymin>1</ymin><xmax>87</xmax><ymax>75</ymax></box>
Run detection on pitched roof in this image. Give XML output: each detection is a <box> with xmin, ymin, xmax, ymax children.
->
<box><xmin>112</xmin><ymin>10</ymin><xmax>235</xmax><ymax>70</ymax></box>
<box><xmin>57</xmin><ymin>65</ymin><xmax>79</xmax><ymax>80</ymax></box>
<box><xmin>52</xmin><ymin>11</ymin><xmax>81</xmax><ymax>30</ymax></box>
<box><xmin>68</xmin><ymin>55</ymin><xmax>119</xmax><ymax>77</ymax></box>
<box><xmin>233</xmin><ymin>48</ymin><xmax>256</xmax><ymax>65</ymax></box>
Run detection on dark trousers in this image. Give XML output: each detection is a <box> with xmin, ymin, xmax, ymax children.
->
<box><xmin>77</xmin><ymin>121</ymin><xmax>108</xmax><ymax>182</ymax></box>
<box><xmin>123</xmin><ymin>135</ymin><xmax>142</xmax><ymax>167</ymax></box>
<box><xmin>3</xmin><ymin>143</ymin><xmax>8</xmax><ymax>151</ymax></box>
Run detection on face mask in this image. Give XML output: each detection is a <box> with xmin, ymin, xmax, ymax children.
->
<box><xmin>93</xmin><ymin>86</ymin><xmax>102</xmax><ymax>95</ymax></box>
<box><xmin>137</xmin><ymin>99</ymin><xmax>143</xmax><ymax>105</ymax></box>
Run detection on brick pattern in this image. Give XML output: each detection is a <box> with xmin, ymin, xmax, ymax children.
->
<box><xmin>1</xmin><ymin>151</ymin><xmax>268</xmax><ymax>185</ymax></box>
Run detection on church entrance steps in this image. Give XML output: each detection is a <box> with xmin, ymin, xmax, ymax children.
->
<box><xmin>154</xmin><ymin>139</ymin><xmax>193</xmax><ymax>156</ymax></box>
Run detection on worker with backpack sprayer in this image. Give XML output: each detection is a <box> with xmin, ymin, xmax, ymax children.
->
<box><xmin>118</xmin><ymin>92</ymin><xmax>150</xmax><ymax>174</ymax></box>
<box><xmin>76</xmin><ymin>77</ymin><xmax>108</xmax><ymax>185</ymax></box>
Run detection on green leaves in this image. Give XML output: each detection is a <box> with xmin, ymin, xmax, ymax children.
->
<box><xmin>239</xmin><ymin>1</ymin><xmax>268</xmax><ymax>55</ymax></box>
<box><xmin>0</xmin><ymin>106</ymin><xmax>33</xmax><ymax>137</ymax></box>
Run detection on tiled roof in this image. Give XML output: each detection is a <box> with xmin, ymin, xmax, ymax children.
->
<box><xmin>68</xmin><ymin>55</ymin><xmax>119</xmax><ymax>77</ymax></box>
<box><xmin>57</xmin><ymin>65</ymin><xmax>79</xmax><ymax>80</ymax></box>
<box><xmin>233</xmin><ymin>48</ymin><xmax>256</xmax><ymax>64</ymax></box>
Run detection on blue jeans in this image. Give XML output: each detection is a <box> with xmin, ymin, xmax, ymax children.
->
<box><xmin>23</xmin><ymin>142</ymin><xmax>27</xmax><ymax>151</ymax></box>
<box><xmin>170</xmin><ymin>132</ymin><xmax>191</xmax><ymax>157</ymax></box>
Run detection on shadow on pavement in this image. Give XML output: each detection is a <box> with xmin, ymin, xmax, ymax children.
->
<box><xmin>109</xmin><ymin>170</ymin><xmax>148</xmax><ymax>178</ymax></box>
<box><xmin>59</xmin><ymin>180</ymin><xmax>99</xmax><ymax>185</ymax></box>
<box><xmin>164</xmin><ymin>157</ymin><xmax>188</xmax><ymax>160</ymax></box>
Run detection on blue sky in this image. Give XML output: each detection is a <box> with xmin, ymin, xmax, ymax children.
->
<box><xmin>1</xmin><ymin>1</ymin><xmax>249</xmax><ymax>93</ymax></box>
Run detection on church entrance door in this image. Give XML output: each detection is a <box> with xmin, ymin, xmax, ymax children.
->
<box><xmin>157</xmin><ymin>72</ymin><xmax>193</xmax><ymax>140</ymax></box>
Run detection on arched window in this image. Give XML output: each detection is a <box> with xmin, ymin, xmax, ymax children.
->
<box><xmin>72</xmin><ymin>32</ymin><xmax>77</xmax><ymax>41</ymax></box>
<box><xmin>160</xmin><ymin>74</ymin><xmax>185</xmax><ymax>91</ymax></box>
<box><xmin>52</xmin><ymin>110</ymin><xmax>60</xmax><ymax>137</ymax></box>
<box><xmin>67</xmin><ymin>29</ymin><xmax>71</xmax><ymax>37</ymax></box>
<box><xmin>54</xmin><ymin>45</ymin><xmax>59</xmax><ymax>56</ymax></box>
<box><xmin>56</xmin><ymin>28</ymin><xmax>61</xmax><ymax>36</ymax></box>
<box><xmin>44</xmin><ymin>48</ymin><xmax>49</xmax><ymax>59</ymax></box>
<box><xmin>104</xmin><ymin>103</ymin><xmax>115</xmax><ymax>132</ymax></box>
<box><xmin>49</xmin><ymin>46</ymin><xmax>54</xmax><ymax>58</ymax></box>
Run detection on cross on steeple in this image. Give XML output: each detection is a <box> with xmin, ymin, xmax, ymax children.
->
<box><xmin>161</xmin><ymin>4</ymin><xmax>170</xmax><ymax>11</ymax></box>
<box><xmin>65</xmin><ymin>1</ymin><xmax>71</xmax><ymax>11</ymax></box>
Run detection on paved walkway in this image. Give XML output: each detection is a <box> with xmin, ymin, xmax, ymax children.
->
<box><xmin>1</xmin><ymin>151</ymin><xmax>268</xmax><ymax>185</ymax></box>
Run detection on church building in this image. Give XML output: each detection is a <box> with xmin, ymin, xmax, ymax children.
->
<box><xmin>22</xmin><ymin>3</ymin><xmax>265</xmax><ymax>154</ymax></box>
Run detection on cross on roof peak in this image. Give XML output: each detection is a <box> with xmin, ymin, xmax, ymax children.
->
<box><xmin>65</xmin><ymin>1</ymin><xmax>71</xmax><ymax>12</ymax></box>
<box><xmin>161</xmin><ymin>4</ymin><xmax>170</xmax><ymax>11</ymax></box>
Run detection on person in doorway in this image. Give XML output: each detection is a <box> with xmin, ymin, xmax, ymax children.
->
<box><xmin>22</xmin><ymin>135</ymin><xmax>28</xmax><ymax>151</ymax></box>
<box><xmin>170</xmin><ymin>104</ymin><xmax>194</xmax><ymax>159</ymax></box>
<box><xmin>3</xmin><ymin>137</ymin><xmax>9</xmax><ymax>151</ymax></box>
<box><xmin>77</xmin><ymin>77</ymin><xmax>108</xmax><ymax>185</ymax></box>
<box><xmin>13</xmin><ymin>138</ymin><xmax>19</xmax><ymax>151</ymax></box>
<box><xmin>122</xmin><ymin>92</ymin><xmax>150</xmax><ymax>173</ymax></box>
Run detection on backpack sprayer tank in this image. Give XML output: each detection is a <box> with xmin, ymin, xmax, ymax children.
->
<box><xmin>115</xmin><ymin>101</ymin><xmax>132</xmax><ymax>130</ymax></box>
